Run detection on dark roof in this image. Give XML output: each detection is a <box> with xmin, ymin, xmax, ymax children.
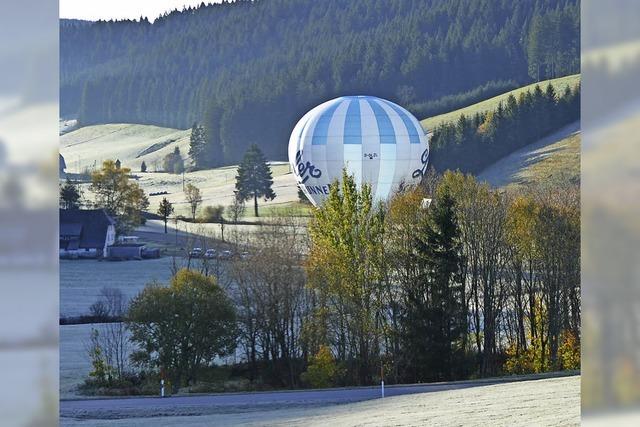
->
<box><xmin>60</xmin><ymin>223</ymin><xmax>82</xmax><ymax>236</ymax></box>
<box><xmin>59</xmin><ymin>209</ymin><xmax>115</xmax><ymax>249</ymax></box>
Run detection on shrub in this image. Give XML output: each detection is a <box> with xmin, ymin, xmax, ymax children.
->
<box><xmin>559</xmin><ymin>330</ymin><xmax>580</xmax><ymax>370</ymax></box>
<box><xmin>301</xmin><ymin>345</ymin><xmax>336</xmax><ymax>388</ymax></box>
<box><xmin>199</xmin><ymin>205</ymin><xmax>224</xmax><ymax>223</ymax></box>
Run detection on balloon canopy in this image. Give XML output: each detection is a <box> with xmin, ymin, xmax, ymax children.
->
<box><xmin>288</xmin><ymin>95</ymin><xmax>429</xmax><ymax>207</ymax></box>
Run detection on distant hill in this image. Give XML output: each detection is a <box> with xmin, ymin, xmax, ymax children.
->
<box><xmin>60</xmin><ymin>0</ymin><xmax>579</xmax><ymax>165</ymax></box>
<box><xmin>421</xmin><ymin>74</ymin><xmax>581</xmax><ymax>132</ymax></box>
<box><xmin>477</xmin><ymin>121</ymin><xmax>580</xmax><ymax>189</ymax></box>
<box><xmin>59</xmin><ymin>124</ymin><xmax>191</xmax><ymax>174</ymax></box>
<box><xmin>62</xmin><ymin>72</ymin><xmax>580</xmax><ymax>182</ymax></box>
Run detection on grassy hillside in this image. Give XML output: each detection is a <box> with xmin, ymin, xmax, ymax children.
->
<box><xmin>476</xmin><ymin>122</ymin><xmax>580</xmax><ymax>189</ymax></box>
<box><xmin>60</xmin><ymin>123</ymin><xmax>192</xmax><ymax>173</ymax></box>
<box><xmin>420</xmin><ymin>74</ymin><xmax>581</xmax><ymax>131</ymax></box>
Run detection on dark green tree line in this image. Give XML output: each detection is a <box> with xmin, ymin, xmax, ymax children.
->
<box><xmin>429</xmin><ymin>82</ymin><xmax>580</xmax><ymax>174</ymax></box>
<box><xmin>61</xmin><ymin>0</ymin><xmax>579</xmax><ymax>165</ymax></box>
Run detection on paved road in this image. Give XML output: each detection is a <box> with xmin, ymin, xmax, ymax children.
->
<box><xmin>61</xmin><ymin>372</ymin><xmax>577</xmax><ymax>420</ymax></box>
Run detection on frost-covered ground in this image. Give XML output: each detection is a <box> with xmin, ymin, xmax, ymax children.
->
<box><xmin>60</xmin><ymin>258</ymin><xmax>176</xmax><ymax>317</ymax></box>
<box><xmin>477</xmin><ymin>121</ymin><xmax>580</xmax><ymax>189</ymax></box>
<box><xmin>60</xmin><ymin>323</ymin><xmax>108</xmax><ymax>399</ymax></box>
<box><xmin>60</xmin><ymin>123</ymin><xmax>300</xmax><ymax>217</ymax></box>
<box><xmin>61</xmin><ymin>375</ymin><xmax>579</xmax><ymax>426</ymax></box>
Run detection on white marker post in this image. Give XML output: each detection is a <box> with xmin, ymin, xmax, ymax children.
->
<box><xmin>381</xmin><ymin>364</ymin><xmax>385</xmax><ymax>399</ymax></box>
<box><xmin>161</xmin><ymin>379</ymin><xmax>165</xmax><ymax>398</ymax></box>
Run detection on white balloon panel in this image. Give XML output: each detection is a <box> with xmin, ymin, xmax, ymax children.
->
<box><xmin>288</xmin><ymin>95</ymin><xmax>429</xmax><ymax>207</ymax></box>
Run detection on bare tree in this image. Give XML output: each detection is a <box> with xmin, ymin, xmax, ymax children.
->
<box><xmin>229</xmin><ymin>213</ymin><xmax>310</xmax><ymax>387</ymax></box>
<box><xmin>184</xmin><ymin>183</ymin><xmax>202</xmax><ymax>220</ymax></box>
<box><xmin>227</xmin><ymin>191</ymin><xmax>246</xmax><ymax>223</ymax></box>
<box><xmin>85</xmin><ymin>288</ymin><xmax>132</xmax><ymax>382</ymax></box>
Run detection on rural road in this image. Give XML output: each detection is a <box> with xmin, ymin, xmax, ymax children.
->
<box><xmin>61</xmin><ymin>372</ymin><xmax>577</xmax><ymax>420</ymax></box>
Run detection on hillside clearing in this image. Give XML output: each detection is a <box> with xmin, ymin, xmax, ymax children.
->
<box><xmin>60</xmin><ymin>123</ymin><xmax>191</xmax><ymax>173</ymax></box>
<box><xmin>420</xmin><ymin>74</ymin><xmax>581</xmax><ymax>131</ymax></box>
<box><xmin>477</xmin><ymin>121</ymin><xmax>580</xmax><ymax>189</ymax></box>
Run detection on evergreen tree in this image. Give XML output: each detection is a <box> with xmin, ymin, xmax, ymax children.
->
<box><xmin>115</xmin><ymin>159</ymin><xmax>121</xmax><ymax>169</ymax></box>
<box><xmin>203</xmin><ymin>104</ymin><xmax>224</xmax><ymax>167</ymax></box>
<box><xmin>60</xmin><ymin>178</ymin><xmax>82</xmax><ymax>210</ymax></box>
<box><xmin>157</xmin><ymin>197</ymin><xmax>174</xmax><ymax>233</ymax></box>
<box><xmin>402</xmin><ymin>188</ymin><xmax>465</xmax><ymax>382</ymax></box>
<box><xmin>235</xmin><ymin>144</ymin><xmax>276</xmax><ymax>217</ymax></box>
<box><xmin>140</xmin><ymin>160</ymin><xmax>147</xmax><ymax>172</ymax></box>
<box><xmin>188</xmin><ymin>122</ymin><xmax>206</xmax><ymax>169</ymax></box>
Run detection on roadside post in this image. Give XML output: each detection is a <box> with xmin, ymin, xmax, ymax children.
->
<box><xmin>381</xmin><ymin>364</ymin><xmax>385</xmax><ymax>398</ymax></box>
<box><xmin>161</xmin><ymin>379</ymin><xmax>165</xmax><ymax>398</ymax></box>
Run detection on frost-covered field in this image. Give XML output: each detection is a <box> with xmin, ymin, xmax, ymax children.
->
<box><xmin>135</xmin><ymin>164</ymin><xmax>298</xmax><ymax>218</ymax></box>
<box><xmin>60</xmin><ymin>124</ymin><xmax>191</xmax><ymax>173</ymax></box>
<box><xmin>60</xmin><ymin>123</ymin><xmax>300</xmax><ymax>217</ymax></box>
<box><xmin>60</xmin><ymin>323</ymin><xmax>113</xmax><ymax>399</ymax></box>
<box><xmin>477</xmin><ymin>121</ymin><xmax>580</xmax><ymax>189</ymax></box>
<box><xmin>60</xmin><ymin>258</ymin><xmax>176</xmax><ymax>317</ymax></box>
<box><xmin>61</xmin><ymin>375</ymin><xmax>579</xmax><ymax>426</ymax></box>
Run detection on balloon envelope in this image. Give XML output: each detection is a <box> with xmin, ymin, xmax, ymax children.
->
<box><xmin>288</xmin><ymin>95</ymin><xmax>429</xmax><ymax>206</ymax></box>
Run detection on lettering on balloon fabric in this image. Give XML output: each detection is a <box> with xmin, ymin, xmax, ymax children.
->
<box><xmin>412</xmin><ymin>147</ymin><xmax>430</xmax><ymax>179</ymax></box>
<box><xmin>307</xmin><ymin>185</ymin><xmax>330</xmax><ymax>195</ymax></box>
<box><xmin>295</xmin><ymin>150</ymin><xmax>322</xmax><ymax>184</ymax></box>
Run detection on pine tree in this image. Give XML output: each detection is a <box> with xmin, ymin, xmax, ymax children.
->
<box><xmin>140</xmin><ymin>160</ymin><xmax>147</xmax><ymax>172</ymax></box>
<box><xmin>235</xmin><ymin>144</ymin><xmax>275</xmax><ymax>217</ymax></box>
<box><xmin>60</xmin><ymin>178</ymin><xmax>83</xmax><ymax>210</ymax></box>
<box><xmin>157</xmin><ymin>197</ymin><xmax>174</xmax><ymax>233</ymax></box>
<box><xmin>203</xmin><ymin>104</ymin><xmax>224</xmax><ymax>167</ymax></box>
<box><xmin>188</xmin><ymin>122</ymin><xmax>206</xmax><ymax>169</ymax></box>
<box><xmin>403</xmin><ymin>187</ymin><xmax>465</xmax><ymax>382</ymax></box>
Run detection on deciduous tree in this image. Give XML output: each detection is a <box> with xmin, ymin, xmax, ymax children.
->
<box><xmin>184</xmin><ymin>183</ymin><xmax>202</xmax><ymax>220</ymax></box>
<box><xmin>90</xmin><ymin>160</ymin><xmax>149</xmax><ymax>234</ymax></box>
<box><xmin>127</xmin><ymin>269</ymin><xmax>237</xmax><ymax>389</ymax></box>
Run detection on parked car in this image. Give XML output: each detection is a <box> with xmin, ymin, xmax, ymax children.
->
<box><xmin>189</xmin><ymin>247</ymin><xmax>203</xmax><ymax>258</ymax></box>
<box><xmin>204</xmin><ymin>248</ymin><xmax>217</xmax><ymax>259</ymax></box>
<box><xmin>219</xmin><ymin>250</ymin><xmax>232</xmax><ymax>260</ymax></box>
<box><xmin>240</xmin><ymin>251</ymin><xmax>250</xmax><ymax>259</ymax></box>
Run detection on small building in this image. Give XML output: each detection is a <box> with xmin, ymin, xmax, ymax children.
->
<box><xmin>59</xmin><ymin>209</ymin><xmax>116</xmax><ymax>258</ymax></box>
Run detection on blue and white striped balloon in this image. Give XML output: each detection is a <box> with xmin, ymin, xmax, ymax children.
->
<box><xmin>288</xmin><ymin>95</ymin><xmax>429</xmax><ymax>207</ymax></box>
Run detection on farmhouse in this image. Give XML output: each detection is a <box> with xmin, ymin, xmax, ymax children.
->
<box><xmin>59</xmin><ymin>209</ymin><xmax>116</xmax><ymax>258</ymax></box>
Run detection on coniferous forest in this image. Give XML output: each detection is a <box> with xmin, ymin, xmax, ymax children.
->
<box><xmin>61</xmin><ymin>0</ymin><xmax>579</xmax><ymax>166</ymax></box>
<box><xmin>430</xmin><ymin>81</ymin><xmax>580</xmax><ymax>174</ymax></box>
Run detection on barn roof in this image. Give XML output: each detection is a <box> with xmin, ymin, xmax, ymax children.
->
<box><xmin>59</xmin><ymin>209</ymin><xmax>115</xmax><ymax>249</ymax></box>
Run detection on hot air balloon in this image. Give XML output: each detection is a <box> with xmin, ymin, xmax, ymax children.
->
<box><xmin>288</xmin><ymin>95</ymin><xmax>429</xmax><ymax>207</ymax></box>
